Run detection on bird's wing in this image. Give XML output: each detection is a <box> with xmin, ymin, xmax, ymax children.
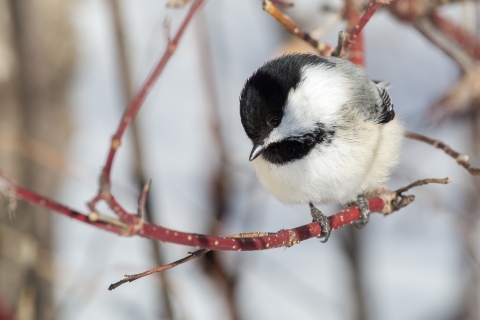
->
<box><xmin>373</xmin><ymin>81</ymin><xmax>395</xmax><ymax>124</ymax></box>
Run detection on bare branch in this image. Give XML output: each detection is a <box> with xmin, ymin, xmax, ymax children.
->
<box><xmin>91</xmin><ymin>0</ymin><xmax>205</xmax><ymax>208</ymax></box>
<box><xmin>406</xmin><ymin>132</ymin><xmax>480</xmax><ymax>176</ymax></box>
<box><xmin>395</xmin><ymin>177</ymin><xmax>451</xmax><ymax>194</ymax></box>
<box><xmin>0</xmin><ymin>171</ymin><xmax>124</xmax><ymax>235</ymax></box>
<box><xmin>108</xmin><ymin>249</ymin><xmax>206</xmax><ymax>290</ymax></box>
<box><xmin>1</xmin><ymin>165</ymin><xmax>453</xmax><ymax>257</ymax></box>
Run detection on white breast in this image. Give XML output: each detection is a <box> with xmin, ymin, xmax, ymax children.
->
<box><xmin>251</xmin><ymin>117</ymin><xmax>404</xmax><ymax>206</ymax></box>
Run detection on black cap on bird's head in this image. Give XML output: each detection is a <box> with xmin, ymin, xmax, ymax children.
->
<box><xmin>239</xmin><ymin>54</ymin><xmax>335</xmax><ymax>162</ymax></box>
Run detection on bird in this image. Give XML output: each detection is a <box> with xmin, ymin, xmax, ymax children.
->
<box><xmin>239</xmin><ymin>54</ymin><xmax>404</xmax><ymax>242</ymax></box>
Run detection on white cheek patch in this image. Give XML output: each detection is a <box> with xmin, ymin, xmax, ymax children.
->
<box><xmin>265</xmin><ymin>65</ymin><xmax>351</xmax><ymax>145</ymax></box>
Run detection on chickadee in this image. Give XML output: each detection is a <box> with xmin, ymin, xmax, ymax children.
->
<box><xmin>240</xmin><ymin>54</ymin><xmax>403</xmax><ymax>242</ymax></box>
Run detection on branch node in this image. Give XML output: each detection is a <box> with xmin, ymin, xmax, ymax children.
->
<box><xmin>391</xmin><ymin>194</ymin><xmax>415</xmax><ymax>213</ymax></box>
<box><xmin>111</xmin><ymin>138</ymin><xmax>121</xmax><ymax>149</ymax></box>
<box><xmin>88</xmin><ymin>211</ymin><xmax>100</xmax><ymax>222</ymax></box>
<box><xmin>457</xmin><ymin>154</ymin><xmax>469</xmax><ymax>163</ymax></box>
<box><xmin>167</xmin><ymin>43</ymin><xmax>177</xmax><ymax>54</ymax></box>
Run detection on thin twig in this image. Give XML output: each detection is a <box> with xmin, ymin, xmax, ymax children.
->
<box><xmin>262</xmin><ymin>0</ymin><xmax>332</xmax><ymax>55</ymax></box>
<box><xmin>90</xmin><ymin>0</ymin><xmax>205</xmax><ymax>206</ymax></box>
<box><xmin>108</xmin><ymin>249</ymin><xmax>206</xmax><ymax>290</ymax></box>
<box><xmin>108</xmin><ymin>231</ymin><xmax>281</xmax><ymax>290</ymax></box>
<box><xmin>395</xmin><ymin>177</ymin><xmax>451</xmax><ymax>194</ymax></box>
<box><xmin>406</xmin><ymin>131</ymin><xmax>480</xmax><ymax>176</ymax></box>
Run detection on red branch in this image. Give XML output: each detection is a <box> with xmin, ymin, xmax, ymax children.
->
<box><xmin>0</xmin><ymin>169</ymin><xmax>387</xmax><ymax>251</ymax></box>
<box><xmin>0</xmin><ymin>172</ymin><xmax>124</xmax><ymax>235</ymax></box>
<box><xmin>343</xmin><ymin>0</ymin><xmax>383</xmax><ymax>61</ymax></box>
<box><xmin>430</xmin><ymin>11</ymin><xmax>480</xmax><ymax>60</ymax></box>
<box><xmin>349</xmin><ymin>31</ymin><xmax>366</xmax><ymax>67</ymax></box>
<box><xmin>97</xmin><ymin>0</ymin><xmax>205</xmax><ymax>192</ymax></box>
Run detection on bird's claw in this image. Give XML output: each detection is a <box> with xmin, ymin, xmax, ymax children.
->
<box><xmin>354</xmin><ymin>194</ymin><xmax>370</xmax><ymax>229</ymax></box>
<box><xmin>309</xmin><ymin>203</ymin><xmax>331</xmax><ymax>243</ymax></box>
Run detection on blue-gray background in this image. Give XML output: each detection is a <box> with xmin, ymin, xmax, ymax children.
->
<box><xmin>54</xmin><ymin>1</ymin><xmax>474</xmax><ymax>319</ymax></box>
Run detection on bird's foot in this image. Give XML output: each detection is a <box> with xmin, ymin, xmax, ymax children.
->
<box><xmin>309</xmin><ymin>203</ymin><xmax>331</xmax><ymax>243</ymax></box>
<box><xmin>354</xmin><ymin>194</ymin><xmax>370</xmax><ymax>229</ymax></box>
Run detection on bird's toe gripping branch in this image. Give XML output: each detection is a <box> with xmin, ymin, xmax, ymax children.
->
<box><xmin>354</xmin><ymin>194</ymin><xmax>371</xmax><ymax>229</ymax></box>
<box><xmin>309</xmin><ymin>203</ymin><xmax>331</xmax><ymax>243</ymax></box>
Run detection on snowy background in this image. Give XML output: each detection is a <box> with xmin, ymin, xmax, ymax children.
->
<box><xmin>52</xmin><ymin>0</ymin><xmax>475</xmax><ymax>319</ymax></box>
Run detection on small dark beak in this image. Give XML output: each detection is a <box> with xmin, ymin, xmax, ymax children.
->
<box><xmin>249</xmin><ymin>143</ymin><xmax>265</xmax><ymax>161</ymax></box>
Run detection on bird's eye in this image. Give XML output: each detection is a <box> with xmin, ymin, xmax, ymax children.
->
<box><xmin>268</xmin><ymin>116</ymin><xmax>280</xmax><ymax>128</ymax></box>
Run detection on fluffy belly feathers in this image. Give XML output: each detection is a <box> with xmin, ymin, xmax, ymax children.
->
<box><xmin>251</xmin><ymin>118</ymin><xmax>404</xmax><ymax>206</ymax></box>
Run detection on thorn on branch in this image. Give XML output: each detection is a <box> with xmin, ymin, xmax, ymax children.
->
<box><xmin>406</xmin><ymin>131</ymin><xmax>480</xmax><ymax>177</ymax></box>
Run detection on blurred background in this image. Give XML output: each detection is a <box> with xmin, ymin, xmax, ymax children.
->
<box><xmin>0</xmin><ymin>0</ymin><xmax>479</xmax><ymax>319</ymax></box>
